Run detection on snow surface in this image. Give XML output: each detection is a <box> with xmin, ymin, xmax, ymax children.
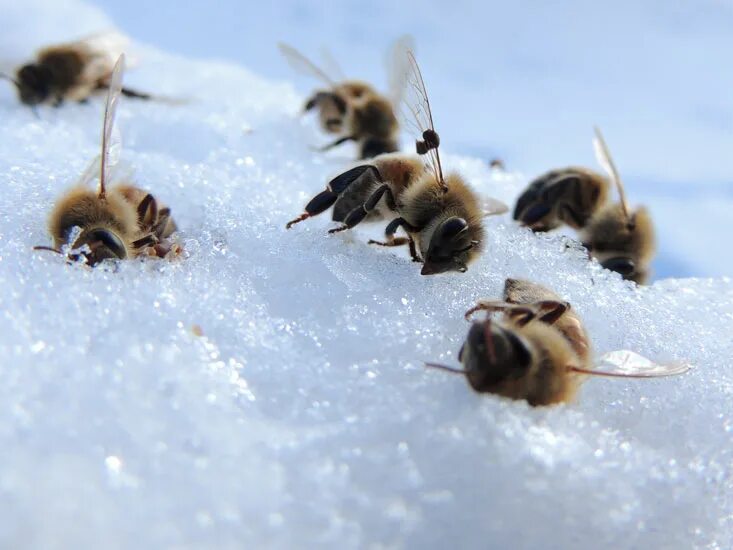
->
<box><xmin>1</xmin><ymin>1</ymin><xmax>733</xmax><ymax>549</ymax></box>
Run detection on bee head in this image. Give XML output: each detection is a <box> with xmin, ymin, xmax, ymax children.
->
<box><xmin>305</xmin><ymin>91</ymin><xmax>348</xmax><ymax>134</ymax></box>
<box><xmin>71</xmin><ymin>228</ymin><xmax>128</xmax><ymax>266</ymax></box>
<box><xmin>460</xmin><ymin>319</ymin><xmax>533</xmax><ymax>391</ymax></box>
<box><xmin>15</xmin><ymin>63</ymin><xmax>53</xmax><ymax>105</ymax></box>
<box><xmin>421</xmin><ymin>217</ymin><xmax>478</xmax><ymax>275</ymax></box>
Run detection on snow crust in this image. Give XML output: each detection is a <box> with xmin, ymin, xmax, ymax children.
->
<box><xmin>1</xmin><ymin>2</ymin><xmax>732</xmax><ymax>548</ymax></box>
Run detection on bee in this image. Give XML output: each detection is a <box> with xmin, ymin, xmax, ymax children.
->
<box><xmin>428</xmin><ymin>279</ymin><xmax>689</xmax><ymax>405</ymax></box>
<box><xmin>512</xmin><ymin>129</ymin><xmax>655</xmax><ymax>283</ymax></box>
<box><xmin>33</xmin><ymin>54</ymin><xmax>179</xmax><ymax>266</ymax></box>
<box><xmin>0</xmin><ymin>32</ymin><xmax>153</xmax><ymax>107</ymax></box>
<box><xmin>580</xmin><ymin>128</ymin><xmax>656</xmax><ymax>284</ymax></box>
<box><xmin>278</xmin><ymin>36</ymin><xmax>412</xmax><ymax>159</ymax></box>
<box><xmin>285</xmin><ymin>51</ymin><xmax>507</xmax><ymax>275</ymax></box>
<box><xmin>513</xmin><ymin>166</ymin><xmax>609</xmax><ymax>231</ymax></box>
<box><xmin>425</xmin><ymin>278</ymin><xmax>690</xmax><ymax>406</ymax></box>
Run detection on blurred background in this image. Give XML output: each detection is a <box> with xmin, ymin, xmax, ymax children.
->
<box><xmin>5</xmin><ymin>0</ymin><xmax>733</xmax><ymax>278</ymax></box>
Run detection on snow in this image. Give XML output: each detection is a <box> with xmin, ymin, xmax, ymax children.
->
<box><xmin>1</xmin><ymin>1</ymin><xmax>732</xmax><ymax>548</ymax></box>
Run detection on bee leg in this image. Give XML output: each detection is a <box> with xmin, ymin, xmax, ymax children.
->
<box><xmin>120</xmin><ymin>87</ymin><xmax>152</xmax><ymax>100</ymax></box>
<box><xmin>464</xmin><ymin>301</ymin><xmax>536</xmax><ymax>322</ymax></box>
<box><xmin>286</xmin><ymin>190</ymin><xmax>338</xmax><ymax>229</ymax></box>
<box><xmin>137</xmin><ymin>194</ymin><xmax>158</xmax><ymax>228</ymax></box>
<box><xmin>152</xmin><ymin>209</ymin><xmax>172</xmax><ymax>238</ymax></box>
<box><xmin>328</xmin><ymin>165</ymin><xmax>382</xmax><ymax>193</ymax></box>
<box><xmin>328</xmin><ymin>184</ymin><xmax>394</xmax><ymax>234</ymax></box>
<box><xmin>535</xmin><ymin>300</ymin><xmax>569</xmax><ymax>324</ymax></box>
<box><xmin>131</xmin><ymin>234</ymin><xmax>158</xmax><ymax>250</ymax></box>
<box><xmin>288</xmin><ymin>165</ymin><xmax>382</xmax><ymax>229</ymax></box>
<box><xmin>315</xmin><ymin>135</ymin><xmax>356</xmax><ymax>152</ymax></box>
<box><xmin>368</xmin><ymin>217</ymin><xmax>421</xmax><ymax>262</ymax></box>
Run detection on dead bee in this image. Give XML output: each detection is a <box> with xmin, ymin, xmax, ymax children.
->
<box><xmin>426</xmin><ymin>278</ymin><xmax>690</xmax><ymax>406</ymax></box>
<box><xmin>580</xmin><ymin>128</ymin><xmax>656</xmax><ymax>284</ymax></box>
<box><xmin>286</xmin><ymin>51</ymin><xmax>506</xmax><ymax>275</ymax></box>
<box><xmin>278</xmin><ymin>36</ymin><xmax>412</xmax><ymax>159</ymax></box>
<box><xmin>0</xmin><ymin>32</ymin><xmax>153</xmax><ymax>107</ymax></box>
<box><xmin>513</xmin><ymin>166</ymin><xmax>609</xmax><ymax>231</ymax></box>
<box><xmin>512</xmin><ymin>129</ymin><xmax>655</xmax><ymax>283</ymax></box>
<box><xmin>33</xmin><ymin>54</ymin><xmax>179</xmax><ymax>266</ymax></box>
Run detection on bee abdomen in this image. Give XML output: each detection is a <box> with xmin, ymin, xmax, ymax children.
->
<box><xmin>38</xmin><ymin>48</ymin><xmax>86</xmax><ymax>91</ymax></box>
<box><xmin>360</xmin><ymin>137</ymin><xmax>399</xmax><ymax>159</ymax></box>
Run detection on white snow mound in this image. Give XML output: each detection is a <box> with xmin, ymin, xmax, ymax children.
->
<box><xmin>0</xmin><ymin>2</ymin><xmax>732</xmax><ymax>549</ymax></box>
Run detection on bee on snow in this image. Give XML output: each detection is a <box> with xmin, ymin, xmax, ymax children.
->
<box><xmin>285</xmin><ymin>50</ymin><xmax>507</xmax><ymax>275</ymax></box>
<box><xmin>513</xmin><ymin>128</ymin><xmax>655</xmax><ymax>284</ymax></box>
<box><xmin>34</xmin><ymin>54</ymin><xmax>180</xmax><ymax>266</ymax></box>
<box><xmin>1</xmin><ymin>32</ymin><xmax>155</xmax><ymax>107</ymax></box>
<box><xmin>426</xmin><ymin>278</ymin><xmax>690</xmax><ymax>405</ymax></box>
<box><xmin>278</xmin><ymin>36</ymin><xmax>413</xmax><ymax>159</ymax></box>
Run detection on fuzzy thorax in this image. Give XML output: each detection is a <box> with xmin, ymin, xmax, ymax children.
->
<box><xmin>581</xmin><ymin>203</ymin><xmax>656</xmax><ymax>265</ymax></box>
<box><xmin>494</xmin><ymin>322</ymin><xmax>583</xmax><ymax>406</ymax></box>
<box><xmin>49</xmin><ymin>186</ymin><xmax>139</xmax><ymax>249</ymax></box>
<box><xmin>399</xmin><ymin>172</ymin><xmax>484</xmax><ymax>262</ymax></box>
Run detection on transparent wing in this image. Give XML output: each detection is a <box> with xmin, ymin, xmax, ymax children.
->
<box><xmin>278</xmin><ymin>42</ymin><xmax>334</xmax><ymax>85</ymax></box>
<box><xmin>400</xmin><ymin>50</ymin><xmax>444</xmax><ymax>187</ymax></box>
<box><xmin>385</xmin><ymin>34</ymin><xmax>414</xmax><ymax>107</ymax></box>
<box><xmin>481</xmin><ymin>196</ymin><xmax>509</xmax><ymax>217</ymax></box>
<box><xmin>99</xmin><ymin>54</ymin><xmax>124</xmax><ymax>198</ymax></box>
<box><xmin>76</xmin><ymin>155</ymin><xmax>101</xmax><ymax>187</ymax></box>
<box><xmin>593</xmin><ymin>126</ymin><xmax>630</xmax><ymax>219</ymax></box>
<box><xmin>319</xmin><ymin>46</ymin><xmax>345</xmax><ymax>82</ymax></box>
<box><xmin>571</xmin><ymin>350</ymin><xmax>692</xmax><ymax>378</ymax></box>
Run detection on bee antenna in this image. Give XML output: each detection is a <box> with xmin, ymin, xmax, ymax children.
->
<box><xmin>0</xmin><ymin>71</ymin><xmax>20</xmax><ymax>89</ymax></box>
<box><xmin>423</xmin><ymin>362</ymin><xmax>467</xmax><ymax>375</ymax></box>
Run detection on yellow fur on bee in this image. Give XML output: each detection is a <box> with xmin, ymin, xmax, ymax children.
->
<box><xmin>48</xmin><ymin>186</ymin><xmax>138</xmax><ymax>248</ymax></box>
<box><xmin>494</xmin><ymin>322</ymin><xmax>584</xmax><ymax>406</ymax></box>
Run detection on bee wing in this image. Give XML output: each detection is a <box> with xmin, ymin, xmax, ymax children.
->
<box><xmin>593</xmin><ymin>126</ymin><xmax>630</xmax><ymax>220</ymax></box>
<box><xmin>385</xmin><ymin>34</ymin><xmax>415</xmax><ymax>107</ymax></box>
<box><xmin>319</xmin><ymin>47</ymin><xmax>345</xmax><ymax>82</ymax></box>
<box><xmin>481</xmin><ymin>196</ymin><xmax>509</xmax><ymax>217</ymax></box>
<box><xmin>400</xmin><ymin>50</ymin><xmax>445</xmax><ymax>188</ymax></box>
<box><xmin>277</xmin><ymin>42</ymin><xmax>334</xmax><ymax>86</ymax></box>
<box><xmin>99</xmin><ymin>54</ymin><xmax>125</xmax><ymax>198</ymax></box>
<box><xmin>570</xmin><ymin>350</ymin><xmax>692</xmax><ymax>378</ymax></box>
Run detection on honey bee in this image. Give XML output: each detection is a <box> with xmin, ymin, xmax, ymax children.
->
<box><xmin>580</xmin><ymin>128</ymin><xmax>656</xmax><ymax>284</ymax></box>
<box><xmin>512</xmin><ymin>129</ymin><xmax>655</xmax><ymax>283</ymax></box>
<box><xmin>285</xmin><ymin>51</ymin><xmax>507</xmax><ymax>275</ymax></box>
<box><xmin>278</xmin><ymin>36</ymin><xmax>412</xmax><ymax>159</ymax></box>
<box><xmin>0</xmin><ymin>32</ymin><xmax>153</xmax><ymax>107</ymax></box>
<box><xmin>33</xmin><ymin>54</ymin><xmax>179</xmax><ymax>266</ymax></box>
<box><xmin>425</xmin><ymin>278</ymin><xmax>690</xmax><ymax>406</ymax></box>
<box><xmin>513</xmin><ymin>166</ymin><xmax>609</xmax><ymax>231</ymax></box>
